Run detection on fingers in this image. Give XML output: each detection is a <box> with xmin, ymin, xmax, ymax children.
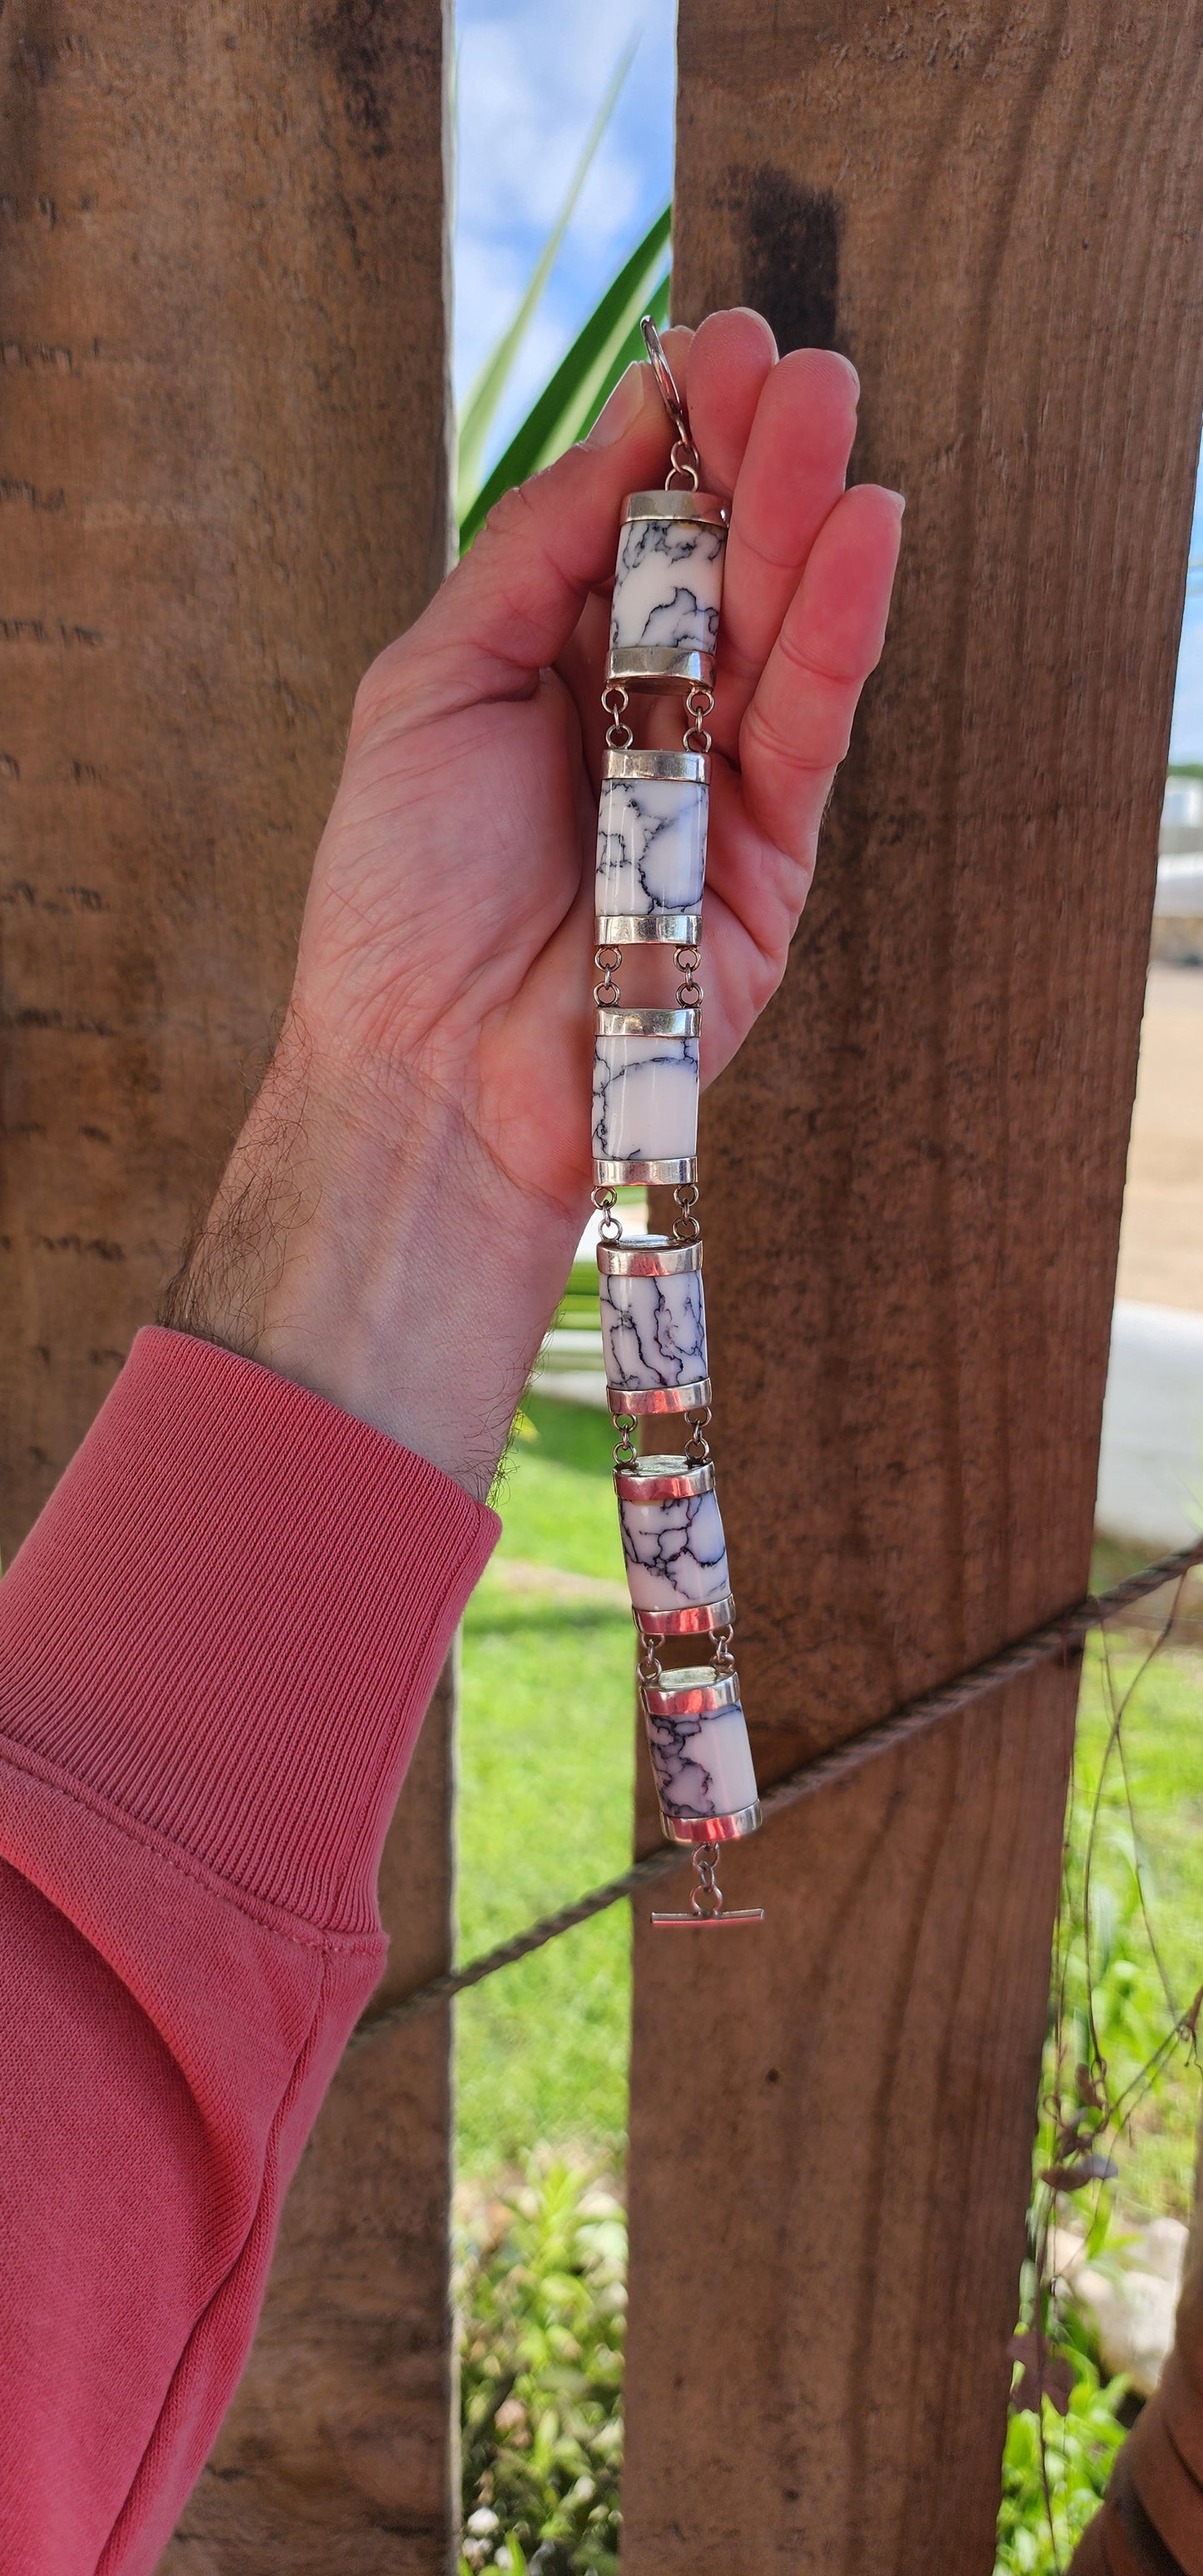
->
<box><xmin>401</xmin><ymin>364</ymin><xmax>673</xmax><ymax>705</ymax></box>
<box><xmin>676</xmin><ymin>309</ymin><xmax>778</xmax><ymax>494</ymax></box>
<box><xmin>710</xmin><ymin>484</ymin><xmax>902</xmax><ymax>949</ymax></box>
<box><xmin>712</xmin><ymin>348</ymin><xmax>861</xmax><ymax>752</ymax></box>
<box><xmin>390</xmin><ymin>311</ymin><xmax>780</xmax><ymax>723</ymax></box>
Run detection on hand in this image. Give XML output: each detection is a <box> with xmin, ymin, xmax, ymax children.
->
<box><xmin>165</xmin><ymin>309</ymin><xmax>902</xmax><ymax>1498</ymax></box>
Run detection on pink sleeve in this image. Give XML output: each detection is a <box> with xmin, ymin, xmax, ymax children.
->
<box><xmin>0</xmin><ymin>1326</ymin><xmax>498</xmax><ymax>2573</ymax></box>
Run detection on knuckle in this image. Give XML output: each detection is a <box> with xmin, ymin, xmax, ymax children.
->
<box><xmin>349</xmin><ymin>624</ymin><xmax>437</xmax><ymax>743</ymax></box>
<box><xmin>743</xmin><ymin>697</ymin><xmax>843</xmax><ymax>777</ymax></box>
<box><xmin>479</xmin><ymin>477</ymin><xmax>542</xmax><ymax>550</ymax></box>
<box><xmin>778</xmin><ymin>624</ymin><xmax>862</xmax><ymax>694</ymax></box>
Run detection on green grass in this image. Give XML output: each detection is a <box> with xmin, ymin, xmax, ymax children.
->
<box><xmin>457</xmin><ymin>1395</ymin><xmax>634</xmax><ymax>2176</ymax></box>
<box><xmin>490</xmin><ymin>1394</ymin><xmax>624</xmax><ymax>1584</ymax></box>
<box><xmin>1057</xmin><ymin>1626</ymin><xmax>1203</xmax><ymax>2222</ymax></box>
<box><xmin>994</xmin><ymin>1605</ymin><xmax>1203</xmax><ymax>2569</ymax></box>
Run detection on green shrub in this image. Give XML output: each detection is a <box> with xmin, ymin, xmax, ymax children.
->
<box><xmin>458</xmin><ymin>2159</ymin><xmax>625</xmax><ymax>2575</ymax></box>
<box><xmin>995</xmin><ymin>2359</ymin><xmax>1127</xmax><ymax>2574</ymax></box>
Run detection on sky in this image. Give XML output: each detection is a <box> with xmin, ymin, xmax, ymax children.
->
<box><xmin>1169</xmin><ymin>480</ymin><xmax>1203</xmax><ymax>765</ymax></box>
<box><xmin>453</xmin><ymin>2</ymin><xmax>1203</xmax><ymax>761</ymax></box>
<box><xmin>454</xmin><ymin>0</ymin><xmax>675</xmax><ymax>467</ymax></box>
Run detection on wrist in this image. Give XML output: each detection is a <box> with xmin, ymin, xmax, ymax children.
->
<box><xmin>161</xmin><ymin>1022</ymin><xmax>584</xmax><ymax>1501</ymax></box>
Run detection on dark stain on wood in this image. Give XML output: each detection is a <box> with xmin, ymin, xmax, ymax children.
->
<box><xmin>734</xmin><ymin>165</ymin><xmax>843</xmax><ymax>352</ymax></box>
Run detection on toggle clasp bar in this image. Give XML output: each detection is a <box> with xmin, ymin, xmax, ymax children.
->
<box><xmin>651</xmin><ymin>1843</ymin><xmax>765</xmax><ymax>1928</ymax></box>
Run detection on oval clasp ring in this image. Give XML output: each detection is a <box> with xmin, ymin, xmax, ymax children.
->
<box><xmin>640</xmin><ymin>314</ymin><xmax>689</xmax><ymax>446</ymax></box>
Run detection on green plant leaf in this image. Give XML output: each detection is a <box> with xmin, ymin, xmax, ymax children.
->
<box><xmin>455</xmin><ymin>39</ymin><xmax>639</xmax><ymax>518</ymax></box>
<box><xmin>459</xmin><ymin>2156</ymin><xmax>624</xmax><ymax>2572</ymax></box>
<box><xmin>460</xmin><ymin>207</ymin><xmax>671</xmax><ymax>550</ymax></box>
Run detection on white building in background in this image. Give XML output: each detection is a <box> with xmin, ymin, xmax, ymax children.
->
<box><xmin>1093</xmin><ymin>790</ymin><xmax>1202</xmax><ymax>1549</ymax></box>
<box><xmin>1096</xmin><ymin>1303</ymin><xmax>1203</xmax><ymax>1550</ymax></box>
<box><xmin>1161</xmin><ymin>777</ymin><xmax>1203</xmax><ymax>851</ymax></box>
<box><xmin>1155</xmin><ymin>783</ymin><xmax>1203</xmax><ymax>962</ymax></box>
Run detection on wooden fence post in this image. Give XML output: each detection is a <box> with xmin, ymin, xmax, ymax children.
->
<box><xmin>1</xmin><ymin>2</ymin><xmax>457</xmax><ymax>2564</ymax></box>
<box><xmin>623</xmin><ymin>7</ymin><xmax>1203</xmax><ymax>2569</ymax></box>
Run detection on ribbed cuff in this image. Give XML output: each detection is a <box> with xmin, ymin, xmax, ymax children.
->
<box><xmin>0</xmin><ymin>1328</ymin><xmax>498</xmax><ymax>1936</ymax></box>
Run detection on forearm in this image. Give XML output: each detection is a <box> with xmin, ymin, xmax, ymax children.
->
<box><xmin>160</xmin><ymin>1013</ymin><xmax>584</xmax><ymax>1503</ymax></box>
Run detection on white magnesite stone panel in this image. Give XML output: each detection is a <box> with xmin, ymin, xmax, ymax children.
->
<box><xmin>600</xmin><ymin>1266</ymin><xmax>707</xmax><ymax>1390</ymax></box>
<box><xmin>610</xmin><ymin>519</ymin><xmax>725</xmax><ymax>658</ymax></box>
<box><xmin>592</xmin><ymin>1035</ymin><xmax>699</xmax><ymax>1164</ymax></box>
<box><xmin>594</xmin><ymin>776</ymin><xmax>708</xmax><ymax>916</ymax></box>
<box><xmin>645</xmin><ymin>1704</ymin><xmax>758</xmax><ymax>1823</ymax></box>
<box><xmin>618</xmin><ymin>1485</ymin><xmax>730</xmax><ymax>1610</ymax></box>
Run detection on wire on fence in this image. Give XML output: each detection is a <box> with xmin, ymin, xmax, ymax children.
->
<box><xmin>347</xmin><ymin>1539</ymin><xmax>1203</xmax><ymax>2051</ymax></box>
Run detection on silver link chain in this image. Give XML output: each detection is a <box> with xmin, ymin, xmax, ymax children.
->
<box><xmin>684</xmin><ymin>1404</ymin><xmax>712</xmax><ymax>1465</ymax></box>
<box><xmin>674</xmin><ymin>942</ymin><xmax>703</xmax><ymax>1010</ymax></box>
<box><xmin>690</xmin><ymin>1847</ymin><xmax>725</xmax><ymax>1918</ymax></box>
<box><xmin>591</xmin><ymin>1183</ymin><xmax>622</xmax><ymax>1243</ymax></box>
<box><xmin>672</xmin><ymin>1181</ymin><xmax>701</xmax><ymax>1244</ymax></box>
<box><xmin>712</xmin><ymin>1623</ymin><xmax>736</xmax><ymax>1673</ymax></box>
<box><xmin>684</xmin><ymin>684</ymin><xmax>714</xmax><ymax>755</ymax></box>
<box><xmin>602</xmin><ymin>681</ymin><xmax>633</xmax><ymax>748</ymax></box>
<box><xmin>612</xmin><ymin>1411</ymin><xmax>639</xmax><ymax>1470</ymax></box>
<box><xmin>594</xmin><ymin>942</ymin><xmax>622</xmax><ymax>1007</ymax></box>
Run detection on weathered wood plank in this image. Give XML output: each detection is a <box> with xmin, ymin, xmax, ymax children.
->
<box><xmin>0</xmin><ymin>0</ymin><xmax>451</xmax><ymax>1559</ymax></box>
<box><xmin>2</xmin><ymin>3</ymin><xmax>456</xmax><ymax>2564</ymax></box>
<box><xmin>624</xmin><ymin>7</ymin><xmax>1203</xmax><ymax>2567</ymax></box>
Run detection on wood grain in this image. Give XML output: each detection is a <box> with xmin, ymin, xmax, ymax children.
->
<box><xmin>624</xmin><ymin>7</ymin><xmax>1203</xmax><ymax>2568</ymax></box>
<box><xmin>0</xmin><ymin>0</ymin><xmax>451</xmax><ymax>1559</ymax></box>
<box><xmin>2</xmin><ymin>2</ymin><xmax>457</xmax><ymax>2564</ymax></box>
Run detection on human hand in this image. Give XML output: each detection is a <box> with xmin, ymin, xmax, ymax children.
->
<box><xmin>166</xmin><ymin>309</ymin><xmax>902</xmax><ymax>1497</ymax></box>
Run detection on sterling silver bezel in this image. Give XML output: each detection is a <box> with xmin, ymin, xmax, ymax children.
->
<box><xmin>594</xmin><ymin>1156</ymin><xmax>696</xmax><ymax>1188</ymax></box>
<box><xmin>606</xmin><ymin>645</ymin><xmax>715</xmax><ymax>693</ymax></box>
<box><xmin>595</xmin><ymin>912</ymin><xmax>701</xmax><ymax>946</ymax></box>
<box><xmin>644</xmin><ymin>1665</ymin><xmax>742</xmax><ymax>1718</ymax></box>
<box><xmin>634</xmin><ymin>1594</ymin><xmax>734</xmax><ymax>1638</ymax></box>
<box><xmin>663</xmin><ymin>1803</ymin><xmax>762</xmax><ymax>1846</ymax></box>
<box><xmin>607</xmin><ymin>1375</ymin><xmax>711</xmax><ymax>1419</ymax></box>
<box><xmin>623</xmin><ymin>489</ymin><xmax>728</xmax><ymax>531</ymax></box>
<box><xmin>598</xmin><ymin>1235</ymin><xmax>702</xmax><ymax>1277</ymax></box>
<box><xmin>614</xmin><ymin>1453</ymin><xmax>714</xmax><ymax>1503</ymax></box>
<box><xmin>595</xmin><ymin>1005</ymin><xmax>698</xmax><ymax>1040</ymax></box>
<box><xmin>602</xmin><ymin>747</ymin><xmax>708</xmax><ymax>784</ymax></box>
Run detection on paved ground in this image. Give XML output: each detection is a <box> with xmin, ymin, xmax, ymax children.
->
<box><xmin>1116</xmin><ymin>964</ymin><xmax>1203</xmax><ymax>1312</ymax></box>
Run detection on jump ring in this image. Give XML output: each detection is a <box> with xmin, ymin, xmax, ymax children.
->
<box><xmin>602</xmin><ymin>681</ymin><xmax>633</xmax><ymax>750</ymax></box>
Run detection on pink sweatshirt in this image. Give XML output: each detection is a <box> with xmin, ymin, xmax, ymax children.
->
<box><xmin>0</xmin><ymin>1327</ymin><xmax>498</xmax><ymax>2573</ymax></box>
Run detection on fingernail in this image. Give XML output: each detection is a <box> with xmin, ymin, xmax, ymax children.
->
<box><xmin>884</xmin><ymin>489</ymin><xmax>906</xmax><ymax>515</ymax></box>
<box><xmin>584</xmin><ymin>362</ymin><xmax>647</xmax><ymax>449</ymax></box>
<box><xmin>832</xmin><ymin>350</ymin><xmax>860</xmax><ymax>395</ymax></box>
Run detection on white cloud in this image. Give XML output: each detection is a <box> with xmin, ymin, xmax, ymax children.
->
<box><xmin>454</xmin><ymin>0</ymin><xmax>676</xmax><ymax>461</ymax></box>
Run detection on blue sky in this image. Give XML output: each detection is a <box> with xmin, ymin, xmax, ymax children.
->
<box><xmin>1169</xmin><ymin>481</ymin><xmax>1203</xmax><ymax>764</ymax></box>
<box><xmin>454</xmin><ymin>2</ymin><xmax>1203</xmax><ymax>760</ymax></box>
<box><xmin>454</xmin><ymin>0</ymin><xmax>674</xmax><ymax>465</ymax></box>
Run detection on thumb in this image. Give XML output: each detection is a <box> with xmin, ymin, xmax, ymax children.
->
<box><xmin>423</xmin><ymin>360</ymin><xmax>675</xmax><ymax>684</ymax></box>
